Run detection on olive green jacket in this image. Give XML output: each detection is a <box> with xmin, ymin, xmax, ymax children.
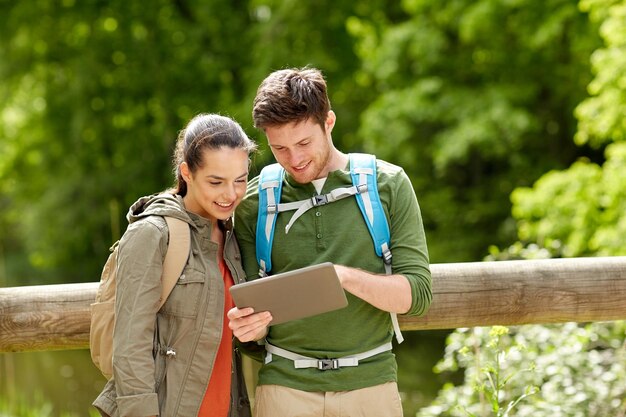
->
<box><xmin>93</xmin><ymin>193</ymin><xmax>251</xmax><ymax>417</ymax></box>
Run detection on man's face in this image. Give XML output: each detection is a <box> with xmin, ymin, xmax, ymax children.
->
<box><xmin>265</xmin><ymin>114</ymin><xmax>334</xmax><ymax>184</ymax></box>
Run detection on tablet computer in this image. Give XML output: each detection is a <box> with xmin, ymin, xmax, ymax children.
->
<box><xmin>229</xmin><ymin>262</ymin><xmax>348</xmax><ymax>325</ymax></box>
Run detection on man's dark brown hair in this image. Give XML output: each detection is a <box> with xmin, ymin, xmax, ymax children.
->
<box><xmin>252</xmin><ymin>67</ymin><xmax>331</xmax><ymax>130</ymax></box>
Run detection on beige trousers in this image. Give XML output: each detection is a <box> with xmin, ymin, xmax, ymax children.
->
<box><xmin>253</xmin><ymin>381</ymin><xmax>403</xmax><ymax>417</ymax></box>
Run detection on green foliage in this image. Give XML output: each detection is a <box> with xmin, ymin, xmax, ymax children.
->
<box><xmin>576</xmin><ymin>0</ymin><xmax>626</xmax><ymax>147</ymax></box>
<box><xmin>0</xmin><ymin>0</ymin><xmax>398</xmax><ymax>283</ymax></box>
<box><xmin>510</xmin><ymin>143</ymin><xmax>626</xmax><ymax>257</ymax></box>
<box><xmin>0</xmin><ymin>393</ymin><xmax>100</xmax><ymax>417</ymax></box>
<box><xmin>484</xmin><ymin>242</ymin><xmax>563</xmax><ymax>262</ymax></box>
<box><xmin>0</xmin><ymin>0</ymin><xmax>612</xmax><ymax>280</ymax></box>
<box><xmin>0</xmin><ymin>0</ymin><xmax>260</xmax><ymax>281</ymax></box>
<box><xmin>430</xmin><ymin>35</ymin><xmax>626</xmax><ymax>400</ymax></box>
<box><xmin>507</xmin><ymin>0</ymin><xmax>626</xmax><ymax>259</ymax></box>
<box><xmin>418</xmin><ymin>322</ymin><xmax>626</xmax><ymax>417</ymax></box>
<box><xmin>462</xmin><ymin>326</ymin><xmax>538</xmax><ymax>417</ymax></box>
<box><xmin>469</xmin><ymin>6</ymin><xmax>626</xmax><ymax>404</ymax></box>
<box><xmin>350</xmin><ymin>0</ymin><xmax>601</xmax><ymax>262</ymax></box>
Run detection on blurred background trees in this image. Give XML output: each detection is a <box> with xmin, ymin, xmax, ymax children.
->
<box><xmin>1</xmin><ymin>0</ymin><xmax>625</xmax><ymax>416</ymax></box>
<box><xmin>350</xmin><ymin>0</ymin><xmax>602</xmax><ymax>262</ymax></box>
<box><xmin>1</xmin><ymin>0</ymin><xmax>610</xmax><ymax>285</ymax></box>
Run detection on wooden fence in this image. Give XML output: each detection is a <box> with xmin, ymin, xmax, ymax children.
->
<box><xmin>1</xmin><ymin>256</ymin><xmax>626</xmax><ymax>353</ymax></box>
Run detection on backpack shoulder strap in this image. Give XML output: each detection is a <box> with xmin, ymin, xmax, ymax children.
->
<box><xmin>349</xmin><ymin>153</ymin><xmax>392</xmax><ymax>270</ymax></box>
<box><xmin>255</xmin><ymin>163</ymin><xmax>285</xmax><ymax>276</ymax></box>
<box><xmin>350</xmin><ymin>153</ymin><xmax>403</xmax><ymax>344</ymax></box>
<box><xmin>159</xmin><ymin>216</ymin><xmax>191</xmax><ymax>308</ymax></box>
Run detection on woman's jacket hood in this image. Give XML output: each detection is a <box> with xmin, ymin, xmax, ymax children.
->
<box><xmin>127</xmin><ymin>192</ymin><xmax>189</xmax><ymax>225</ymax></box>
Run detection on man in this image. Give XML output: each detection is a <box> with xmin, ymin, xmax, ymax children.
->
<box><xmin>229</xmin><ymin>67</ymin><xmax>432</xmax><ymax>417</ymax></box>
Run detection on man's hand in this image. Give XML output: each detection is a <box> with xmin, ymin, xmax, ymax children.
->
<box><xmin>334</xmin><ymin>264</ymin><xmax>412</xmax><ymax>314</ymax></box>
<box><xmin>227</xmin><ymin>307</ymin><xmax>272</xmax><ymax>342</ymax></box>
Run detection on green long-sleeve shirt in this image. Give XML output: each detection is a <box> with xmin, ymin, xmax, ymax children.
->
<box><xmin>234</xmin><ymin>156</ymin><xmax>432</xmax><ymax>392</ymax></box>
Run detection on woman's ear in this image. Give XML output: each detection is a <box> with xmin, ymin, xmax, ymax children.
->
<box><xmin>180</xmin><ymin>162</ymin><xmax>192</xmax><ymax>183</ymax></box>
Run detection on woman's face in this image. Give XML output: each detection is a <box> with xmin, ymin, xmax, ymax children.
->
<box><xmin>181</xmin><ymin>147</ymin><xmax>249</xmax><ymax>222</ymax></box>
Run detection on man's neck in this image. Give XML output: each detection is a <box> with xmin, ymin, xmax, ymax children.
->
<box><xmin>323</xmin><ymin>150</ymin><xmax>349</xmax><ymax>176</ymax></box>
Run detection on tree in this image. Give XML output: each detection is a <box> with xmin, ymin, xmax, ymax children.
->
<box><xmin>0</xmin><ymin>0</ymin><xmax>262</xmax><ymax>282</ymax></box>
<box><xmin>0</xmin><ymin>0</ymin><xmax>398</xmax><ymax>283</ymax></box>
<box><xmin>421</xmin><ymin>2</ymin><xmax>626</xmax><ymax>415</ymax></box>
<box><xmin>348</xmin><ymin>0</ymin><xmax>601</xmax><ymax>262</ymax></box>
<box><xmin>507</xmin><ymin>0</ymin><xmax>626</xmax><ymax>258</ymax></box>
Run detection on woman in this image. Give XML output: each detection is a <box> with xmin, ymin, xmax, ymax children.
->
<box><xmin>93</xmin><ymin>113</ymin><xmax>256</xmax><ymax>417</ymax></box>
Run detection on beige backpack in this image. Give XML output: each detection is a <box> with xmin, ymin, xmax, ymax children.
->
<box><xmin>89</xmin><ymin>216</ymin><xmax>190</xmax><ymax>379</ymax></box>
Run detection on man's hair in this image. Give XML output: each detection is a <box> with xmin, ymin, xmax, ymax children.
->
<box><xmin>252</xmin><ymin>67</ymin><xmax>331</xmax><ymax>130</ymax></box>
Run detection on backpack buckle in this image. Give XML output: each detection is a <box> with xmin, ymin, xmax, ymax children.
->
<box><xmin>356</xmin><ymin>183</ymin><xmax>368</xmax><ymax>194</ymax></box>
<box><xmin>311</xmin><ymin>194</ymin><xmax>328</xmax><ymax>206</ymax></box>
<box><xmin>267</xmin><ymin>204</ymin><xmax>278</xmax><ymax>214</ymax></box>
<box><xmin>317</xmin><ymin>359</ymin><xmax>339</xmax><ymax>370</ymax></box>
<box><xmin>383</xmin><ymin>250</ymin><xmax>392</xmax><ymax>265</ymax></box>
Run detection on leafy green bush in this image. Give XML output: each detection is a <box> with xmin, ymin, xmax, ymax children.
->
<box><xmin>418</xmin><ymin>322</ymin><xmax>626</xmax><ymax>417</ymax></box>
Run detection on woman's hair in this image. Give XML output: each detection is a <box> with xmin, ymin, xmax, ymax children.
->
<box><xmin>252</xmin><ymin>67</ymin><xmax>331</xmax><ymax>130</ymax></box>
<box><xmin>172</xmin><ymin>113</ymin><xmax>257</xmax><ymax>196</ymax></box>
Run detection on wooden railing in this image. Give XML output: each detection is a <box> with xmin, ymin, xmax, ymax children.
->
<box><xmin>1</xmin><ymin>257</ymin><xmax>626</xmax><ymax>353</ymax></box>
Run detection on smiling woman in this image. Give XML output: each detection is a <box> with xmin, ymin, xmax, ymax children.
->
<box><xmin>92</xmin><ymin>113</ymin><xmax>256</xmax><ymax>417</ymax></box>
<box><xmin>180</xmin><ymin>146</ymin><xmax>250</xmax><ymax>224</ymax></box>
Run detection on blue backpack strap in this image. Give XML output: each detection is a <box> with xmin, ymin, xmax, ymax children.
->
<box><xmin>349</xmin><ymin>153</ymin><xmax>392</xmax><ymax>268</ymax></box>
<box><xmin>350</xmin><ymin>153</ymin><xmax>403</xmax><ymax>344</ymax></box>
<box><xmin>256</xmin><ymin>163</ymin><xmax>284</xmax><ymax>276</ymax></box>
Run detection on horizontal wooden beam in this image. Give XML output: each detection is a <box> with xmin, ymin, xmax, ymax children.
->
<box><xmin>403</xmin><ymin>256</ymin><xmax>626</xmax><ymax>330</ymax></box>
<box><xmin>1</xmin><ymin>257</ymin><xmax>625</xmax><ymax>353</ymax></box>
<box><xmin>0</xmin><ymin>282</ymin><xmax>95</xmax><ymax>353</ymax></box>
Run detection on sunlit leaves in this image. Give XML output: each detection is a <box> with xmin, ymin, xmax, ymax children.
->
<box><xmin>512</xmin><ymin>143</ymin><xmax>626</xmax><ymax>257</ymax></box>
<box><xmin>511</xmin><ymin>0</ymin><xmax>626</xmax><ymax>258</ymax></box>
<box><xmin>0</xmin><ymin>0</ymin><xmax>412</xmax><ymax>281</ymax></box>
<box><xmin>354</xmin><ymin>0</ymin><xmax>598</xmax><ymax>262</ymax></box>
<box><xmin>576</xmin><ymin>0</ymin><xmax>626</xmax><ymax>146</ymax></box>
<box><xmin>0</xmin><ymin>0</ymin><xmax>262</xmax><ymax>281</ymax></box>
<box><xmin>418</xmin><ymin>322</ymin><xmax>626</xmax><ymax>417</ymax></box>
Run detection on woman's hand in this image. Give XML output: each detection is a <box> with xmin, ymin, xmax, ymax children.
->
<box><xmin>227</xmin><ymin>307</ymin><xmax>272</xmax><ymax>342</ymax></box>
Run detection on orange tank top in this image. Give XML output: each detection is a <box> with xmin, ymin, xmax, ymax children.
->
<box><xmin>198</xmin><ymin>258</ymin><xmax>234</xmax><ymax>417</ymax></box>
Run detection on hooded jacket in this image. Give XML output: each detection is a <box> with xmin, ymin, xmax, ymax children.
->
<box><xmin>93</xmin><ymin>193</ymin><xmax>251</xmax><ymax>417</ymax></box>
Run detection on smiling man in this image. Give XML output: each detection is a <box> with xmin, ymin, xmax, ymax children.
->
<box><xmin>229</xmin><ymin>67</ymin><xmax>432</xmax><ymax>417</ymax></box>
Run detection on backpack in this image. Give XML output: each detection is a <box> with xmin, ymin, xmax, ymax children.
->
<box><xmin>255</xmin><ymin>153</ymin><xmax>403</xmax><ymax>343</ymax></box>
<box><xmin>89</xmin><ymin>216</ymin><xmax>190</xmax><ymax>379</ymax></box>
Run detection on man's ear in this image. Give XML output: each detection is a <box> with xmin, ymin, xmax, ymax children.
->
<box><xmin>325</xmin><ymin>110</ymin><xmax>336</xmax><ymax>134</ymax></box>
